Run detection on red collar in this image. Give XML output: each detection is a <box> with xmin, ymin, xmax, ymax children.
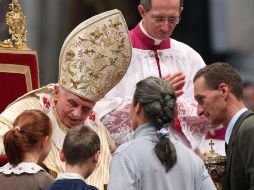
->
<box><xmin>130</xmin><ymin>24</ymin><xmax>170</xmax><ymax>50</ymax></box>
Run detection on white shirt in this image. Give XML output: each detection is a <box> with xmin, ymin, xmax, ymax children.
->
<box><xmin>57</xmin><ymin>173</ymin><xmax>85</xmax><ymax>181</ymax></box>
<box><xmin>225</xmin><ymin>107</ymin><xmax>248</xmax><ymax>144</ymax></box>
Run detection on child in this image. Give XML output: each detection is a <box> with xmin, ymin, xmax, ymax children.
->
<box><xmin>0</xmin><ymin>110</ymin><xmax>54</xmax><ymax>190</ymax></box>
<box><xmin>46</xmin><ymin>125</ymin><xmax>100</xmax><ymax>190</ymax></box>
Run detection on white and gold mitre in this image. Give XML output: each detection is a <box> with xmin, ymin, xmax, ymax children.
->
<box><xmin>58</xmin><ymin>9</ymin><xmax>132</xmax><ymax>101</ymax></box>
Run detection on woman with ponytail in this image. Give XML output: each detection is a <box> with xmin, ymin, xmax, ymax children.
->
<box><xmin>108</xmin><ymin>77</ymin><xmax>215</xmax><ymax>190</ymax></box>
<box><xmin>0</xmin><ymin>110</ymin><xmax>54</xmax><ymax>190</ymax></box>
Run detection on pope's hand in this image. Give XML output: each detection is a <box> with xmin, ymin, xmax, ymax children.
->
<box><xmin>163</xmin><ymin>72</ymin><xmax>185</xmax><ymax>97</ymax></box>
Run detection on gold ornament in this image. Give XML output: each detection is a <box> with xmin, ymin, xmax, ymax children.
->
<box><xmin>0</xmin><ymin>0</ymin><xmax>29</xmax><ymax>49</ymax></box>
<box><xmin>203</xmin><ymin>140</ymin><xmax>227</xmax><ymax>190</ymax></box>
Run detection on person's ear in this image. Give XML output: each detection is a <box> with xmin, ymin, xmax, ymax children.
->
<box><xmin>218</xmin><ymin>83</ymin><xmax>229</xmax><ymax>98</ymax></box>
<box><xmin>41</xmin><ymin>136</ymin><xmax>50</xmax><ymax>149</ymax></box>
<box><xmin>93</xmin><ymin>150</ymin><xmax>100</xmax><ymax>164</ymax></box>
<box><xmin>135</xmin><ymin>103</ymin><xmax>143</xmax><ymax>115</ymax></box>
<box><xmin>53</xmin><ymin>84</ymin><xmax>60</xmax><ymax>102</ymax></box>
<box><xmin>59</xmin><ymin>149</ymin><xmax>66</xmax><ymax>162</ymax></box>
<box><xmin>138</xmin><ymin>5</ymin><xmax>146</xmax><ymax>18</ymax></box>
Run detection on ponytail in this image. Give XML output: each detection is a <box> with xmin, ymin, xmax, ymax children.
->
<box><xmin>4</xmin><ymin>127</ymin><xmax>24</xmax><ymax>165</ymax></box>
<box><xmin>134</xmin><ymin>77</ymin><xmax>177</xmax><ymax>172</ymax></box>
<box><xmin>154</xmin><ymin>138</ymin><xmax>177</xmax><ymax>172</ymax></box>
<box><xmin>154</xmin><ymin>128</ymin><xmax>176</xmax><ymax>172</ymax></box>
<box><xmin>3</xmin><ymin>110</ymin><xmax>52</xmax><ymax>165</ymax></box>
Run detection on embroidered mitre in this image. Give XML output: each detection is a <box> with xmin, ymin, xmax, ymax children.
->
<box><xmin>58</xmin><ymin>9</ymin><xmax>132</xmax><ymax>101</ymax></box>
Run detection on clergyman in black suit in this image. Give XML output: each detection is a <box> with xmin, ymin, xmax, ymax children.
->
<box><xmin>193</xmin><ymin>62</ymin><xmax>254</xmax><ymax>190</ymax></box>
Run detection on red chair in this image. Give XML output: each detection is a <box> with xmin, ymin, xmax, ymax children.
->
<box><xmin>0</xmin><ymin>49</ymin><xmax>40</xmax><ymax>113</ymax></box>
<box><xmin>0</xmin><ymin>49</ymin><xmax>40</xmax><ymax>166</ymax></box>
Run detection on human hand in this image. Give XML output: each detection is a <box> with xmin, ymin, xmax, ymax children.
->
<box><xmin>163</xmin><ymin>72</ymin><xmax>185</xmax><ymax>97</ymax></box>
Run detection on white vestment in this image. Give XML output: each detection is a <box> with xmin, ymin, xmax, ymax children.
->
<box><xmin>94</xmin><ymin>23</ymin><xmax>208</xmax><ymax>148</ymax></box>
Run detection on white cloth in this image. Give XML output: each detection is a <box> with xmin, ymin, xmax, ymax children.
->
<box><xmin>106</xmin><ymin>41</ymin><xmax>204</xmax><ymax>100</ymax></box>
<box><xmin>57</xmin><ymin>173</ymin><xmax>85</xmax><ymax>181</ymax></box>
<box><xmin>108</xmin><ymin>123</ymin><xmax>216</xmax><ymax>190</ymax></box>
<box><xmin>94</xmin><ymin>23</ymin><xmax>208</xmax><ymax>148</ymax></box>
<box><xmin>0</xmin><ymin>162</ymin><xmax>45</xmax><ymax>174</ymax></box>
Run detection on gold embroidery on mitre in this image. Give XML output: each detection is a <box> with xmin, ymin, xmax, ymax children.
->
<box><xmin>59</xmin><ymin>10</ymin><xmax>131</xmax><ymax>101</ymax></box>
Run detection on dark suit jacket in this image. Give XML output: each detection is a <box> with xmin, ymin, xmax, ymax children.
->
<box><xmin>223</xmin><ymin>110</ymin><xmax>254</xmax><ymax>190</ymax></box>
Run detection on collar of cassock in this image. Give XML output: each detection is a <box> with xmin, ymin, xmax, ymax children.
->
<box><xmin>130</xmin><ymin>21</ymin><xmax>171</xmax><ymax>50</ymax></box>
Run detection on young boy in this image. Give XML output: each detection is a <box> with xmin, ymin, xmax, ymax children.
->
<box><xmin>46</xmin><ymin>125</ymin><xmax>100</xmax><ymax>190</ymax></box>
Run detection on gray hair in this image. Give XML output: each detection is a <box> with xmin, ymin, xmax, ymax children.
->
<box><xmin>133</xmin><ymin>76</ymin><xmax>176</xmax><ymax>128</ymax></box>
<box><xmin>133</xmin><ymin>76</ymin><xmax>177</xmax><ymax>172</ymax></box>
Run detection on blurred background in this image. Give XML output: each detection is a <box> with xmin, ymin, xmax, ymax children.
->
<box><xmin>0</xmin><ymin>0</ymin><xmax>254</xmax><ymax>86</ymax></box>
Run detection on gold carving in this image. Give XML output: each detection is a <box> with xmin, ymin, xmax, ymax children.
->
<box><xmin>0</xmin><ymin>0</ymin><xmax>29</xmax><ymax>49</ymax></box>
<box><xmin>203</xmin><ymin>140</ymin><xmax>226</xmax><ymax>190</ymax></box>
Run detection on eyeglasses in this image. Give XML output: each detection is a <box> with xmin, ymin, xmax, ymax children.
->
<box><xmin>147</xmin><ymin>12</ymin><xmax>181</xmax><ymax>25</ymax></box>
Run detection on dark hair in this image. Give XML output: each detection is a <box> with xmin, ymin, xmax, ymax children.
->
<box><xmin>193</xmin><ymin>62</ymin><xmax>243</xmax><ymax>100</ymax></box>
<box><xmin>3</xmin><ymin>110</ymin><xmax>52</xmax><ymax>165</ymax></box>
<box><xmin>140</xmin><ymin>0</ymin><xmax>184</xmax><ymax>11</ymax></box>
<box><xmin>133</xmin><ymin>76</ymin><xmax>177</xmax><ymax>172</ymax></box>
<box><xmin>63</xmin><ymin>125</ymin><xmax>100</xmax><ymax>166</ymax></box>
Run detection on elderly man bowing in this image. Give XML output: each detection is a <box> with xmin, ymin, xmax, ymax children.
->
<box><xmin>0</xmin><ymin>9</ymin><xmax>132</xmax><ymax>190</ymax></box>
